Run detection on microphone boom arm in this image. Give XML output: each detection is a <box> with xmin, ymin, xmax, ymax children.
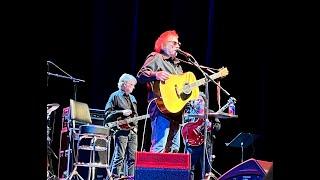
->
<box><xmin>46</xmin><ymin>61</ymin><xmax>85</xmax><ymax>83</ymax></box>
<box><xmin>177</xmin><ymin>52</ymin><xmax>230</xmax><ymax>96</ymax></box>
<box><xmin>46</xmin><ymin>60</ymin><xmax>85</xmax><ymax>100</ymax></box>
<box><xmin>47</xmin><ymin>72</ymin><xmax>85</xmax><ymax>83</ymax></box>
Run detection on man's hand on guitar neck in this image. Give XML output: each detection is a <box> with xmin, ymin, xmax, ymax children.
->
<box><xmin>155</xmin><ymin>71</ymin><xmax>170</xmax><ymax>81</ymax></box>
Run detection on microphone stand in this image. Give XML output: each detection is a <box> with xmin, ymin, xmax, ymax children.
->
<box><xmin>47</xmin><ymin>61</ymin><xmax>85</xmax><ymax>100</ymax></box>
<box><xmin>182</xmin><ymin>55</ymin><xmax>230</xmax><ymax>180</ymax></box>
<box><xmin>47</xmin><ymin>61</ymin><xmax>85</xmax><ymax>177</ymax></box>
<box><xmin>176</xmin><ymin>57</ymin><xmax>220</xmax><ymax>72</ymax></box>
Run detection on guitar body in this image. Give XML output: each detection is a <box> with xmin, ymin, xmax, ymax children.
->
<box><xmin>181</xmin><ymin>119</ymin><xmax>205</xmax><ymax>146</ymax></box>
<box><xmin>156</xmin><ymin>72</ymin><xmax>200</xmax><ymax>114</ymax></box>
<box><xmin>117</xmin><ymin>122</ymin><xmax>133</xmax><ymax>130</ymax></box>
<box><xmin>153</xmin><ymin>68</ymin><xmax>229</xmax><ymax>119</ymax></box>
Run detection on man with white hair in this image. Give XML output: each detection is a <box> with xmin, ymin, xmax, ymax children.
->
<box><xmin>104</xmin><ymin>73</ymin><xmax>138</xmax><ymax>178</ymax></box>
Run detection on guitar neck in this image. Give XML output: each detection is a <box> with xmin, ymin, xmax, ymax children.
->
<box><xmin>126</xmin><ymin>114</ymin><xmax>150</xmax><ymax>124</ymax></box>
<box><xmin>217</xmin><ymin>102</ymin><xmax>230</xmax><ymax>113</ymax></box>
<box><xmin>217</xmin><ymin>97</ymin><xmax>236</xmax><ymax>113</ymax></box>
<box><xmin>190</xmin><ymin>73</ymin><xmax>222</xmax><ymax>89</ymax></box>
<box><xmin>106</xmin><ymin>114</ymin><xmax>150</xmax><ymax>128</ymax></box>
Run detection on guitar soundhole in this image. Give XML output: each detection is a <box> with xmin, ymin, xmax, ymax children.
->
<box><xmin>180</xmin><ymin>92</ymin><xmax>191</xmax><ymax>101</ymax></box>
<box><xmin>182</xmin><ymin>83</ymin><xmax>192</xmax><ymax>94</ymax></box>
<box><xmin>178</xmin><ymin>83</ymin><xmax>191</xmax><ymax>100</ymax></box>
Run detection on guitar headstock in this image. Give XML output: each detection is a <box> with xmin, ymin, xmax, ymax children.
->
<box><xmin>217</xmin><ymin>67</ymin><xmax>229</xmax><ymax>78</ymax></box>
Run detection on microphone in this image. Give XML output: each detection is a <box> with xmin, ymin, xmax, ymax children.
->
<box><xmin>176</xmin><ymin>49</ymin><xmax>192</xmax><ymax>57</ymax></box>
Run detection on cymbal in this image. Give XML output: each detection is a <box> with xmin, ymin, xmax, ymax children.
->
<box><xmin>185</xmin><ymin>112</ymin><xmax>238</xmax><ymax>119</ymax></box>
<box><xmin>47</xmin><ymin>103</ymin><xmax>60</xmax><ymax>114</ymax></box>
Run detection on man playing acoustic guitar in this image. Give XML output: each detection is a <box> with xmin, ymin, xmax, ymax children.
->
<box><xmin>137</xmin><ymin>30</ymin><xmax>184</xmax><ymax>153</ymax></box>
<box><xmin>137</xmin><ymin>29</ymin><xmax>228</xmax><ymax>153</ymax></box>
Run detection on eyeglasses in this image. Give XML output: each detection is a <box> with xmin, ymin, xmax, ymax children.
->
<box><xmin>168</xmin><ymin>41</ymin><xmax>181</xmax><ymax>46</ymax></box>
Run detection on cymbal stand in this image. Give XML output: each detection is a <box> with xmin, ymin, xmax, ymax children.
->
<box><xmin>47</xmin><ymin>112</ymin><xmax>58</xmax><ymax>180</ymax></box>
<box><xmin>47</xmin><ymin>147</ymin><xmax>58</xmax><ymax>180</ymax></box>
<box><xmin>47</xmin><ymin>170</ymin><xmax>58</xmax><ymax>180</ymax></box>
<box><xmin>66</xmin><ymin>166</ymin><xmax>85</xmax><ymax>180</ymax></box>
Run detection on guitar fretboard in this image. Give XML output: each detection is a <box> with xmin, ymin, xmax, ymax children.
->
<box><xmin>189</xmin><ymin>73</ymin><xmax>223</xmax><ymax>89</ymax></box>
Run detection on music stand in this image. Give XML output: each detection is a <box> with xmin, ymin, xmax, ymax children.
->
<box><xmin>225</xmin><ymin>132</ymin><xmax>257</xmax><ymax>162</ymax></box>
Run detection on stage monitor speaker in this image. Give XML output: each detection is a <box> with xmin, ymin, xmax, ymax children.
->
<box><xmin>135</xmin><ymin>151</ymin><xmax>191</xmax><ymax>180</ymax></box>
<box><xmin>218</xmin><ymin>158</ymin><xmax>273</xmax><ymax>180</ymax></box>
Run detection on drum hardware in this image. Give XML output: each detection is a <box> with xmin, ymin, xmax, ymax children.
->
<box><xmin>47</xmin><ymin>103</ymin><xmax>60</xmax><ymax>120</ymax></box>
<box><xmin>47</xmin><ymin>126</ymin><xmax>51</xmax><ymax>143</ymax></box>
<box><xmin>47</xmin><ymin>103</ymin><xmax>60</xmax><ymax>180</ymax></box>
<box><xmin>47</xmin><ymin>103</ymin><xmax>60</xmax><ymax>144</ymax></box>
<box><xmin>47</xmin><ymin>146</ymin><xmax>58</xmax><ymax>180</ymax></box>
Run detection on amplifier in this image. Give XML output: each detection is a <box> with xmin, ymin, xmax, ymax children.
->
<box><xmin>135</xmin><ymin>151</ymin><xmax>191</xmax><ymax>180</ymax></box>
<box><xmin>218</xmin><ymin>158</ymin><xmax>273</xmax><ymax>180</ymax></box>
<box><xmin>90</xmin><ymin>108</ymin><xmax>105</xmax><ymax>126</ymax></box>
<box><xmin>57</xmin><ymin>107</ymin><xmax>72</xmax><ymax>178</ymax></box>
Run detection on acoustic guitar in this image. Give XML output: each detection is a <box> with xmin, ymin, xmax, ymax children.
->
<box><xmin>154</xmin><ymin>67</ymin><xmax>229</xmax><ymax>115</ymax></box>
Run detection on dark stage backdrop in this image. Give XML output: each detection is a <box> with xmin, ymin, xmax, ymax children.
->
<box><xmin>43</xmin><ymin>0</ymin><xmax>274</xmax><ymax>177</ymax></box>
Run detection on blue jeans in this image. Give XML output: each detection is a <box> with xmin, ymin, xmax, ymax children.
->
<box><xmin>150</xmin><ymin>115</ymin><xmax>180</xmax><ymax>153</ymax></box>
<box><xmin>185</xmin><ymin>145</ymin><xmax>210</xmax><ymax>180</ymax></box>
<box><xmin>110</xmin><ymin>130</ymin><xmax>137</xmax><ymax>176</ymax></box>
